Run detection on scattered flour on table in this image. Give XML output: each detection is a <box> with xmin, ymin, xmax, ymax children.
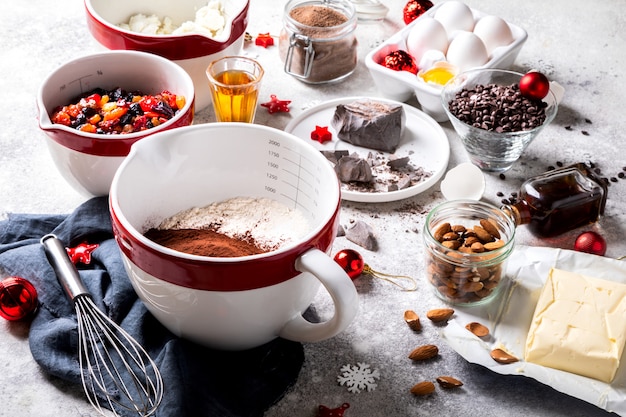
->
<box><xmin>157</xmin><ymin>197</ymin><xmax>312</xmax><ymax>251</ymax></box>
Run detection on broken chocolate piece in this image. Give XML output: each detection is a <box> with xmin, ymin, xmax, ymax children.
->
<box><xmin>335</xmin><ymin>156</ymin><xmax>373</xmax><ymax>183</ymax></box>
<box><xmin>345</xmin><ymin>220</ymin><xmax>377</xmax><ymax>251</ymax></box>
<box><xmin>321</xmin><ymin>150</ymin><xmax>350</xmax><ymax>165</ymax></box>
<box><xmin>387</xmin><ymin>156</ymin><xmax>410</xmax><ymax>169</ymax></box>
<box><xmin>331</xmin><ymin>99</ymin><xmax>405</xmax><ymax>153</ymax></box>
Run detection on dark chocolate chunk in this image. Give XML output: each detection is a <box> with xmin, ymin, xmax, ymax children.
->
<box><xmin>321</xmin><ymin>150</ymin><xmax>350</xmax><ymax>164</ymax></box>
<box><xmin>331</xmin><ymin>99</ymin><xmax>405</xmax><ymax>153</ymax></box>
<box><xmin>345</xmin><ymin>220</ymin><xmax>377</xmax><ymax>251</ymax></box>
<box><xmin>387</xmin><ymin>156</ymin><xmax>411</xmax><ymax>169</ymax></box>
<box><xmin>334</xmin><ymin>156</ymin><xmax>373</xmax><ymax>183</ymax></box>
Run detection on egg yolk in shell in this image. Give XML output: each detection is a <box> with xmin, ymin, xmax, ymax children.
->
<box><xmin>419</xmin><ymin>66</ymin><xmax>456</xmax><ymax>85</ymax></box>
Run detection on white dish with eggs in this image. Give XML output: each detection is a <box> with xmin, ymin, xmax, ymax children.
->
<box><xmin>365</xmin><ymin>1</ymin><xmax>527</xmax><ymax>122</ymax></box>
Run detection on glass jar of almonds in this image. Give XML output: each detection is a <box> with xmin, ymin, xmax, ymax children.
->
<box><xmin>423</xmin><ymin>200</ymin><xmax>516</xmax><ymax>306</ymax></box>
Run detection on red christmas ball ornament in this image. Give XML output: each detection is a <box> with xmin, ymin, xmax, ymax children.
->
<box><xmin>334</xmin><ymin>249</ymin><xmax>365</xmax><ymax>280</ymax></box>
<box><xmin>403</xmin><ymin>0</ymin><xmax>434</xmax><ymax>24</ymax></box>
<box><xmin>574</xmin><ymin>231</ymin><xmax>607</xmax><ymax>256</ymax></box>
<box><xmin>0</xmin><ymin>276</ymin><xmax>39</xmax><ymax>321</ymax></box>
<box><xmin>519</xmin><ymin>71</ymin><xmax>550</xmax><ymax>100</ymax></box>
<box><xmin>381</xmin><ymin>50</ymin><xmax>418</xmax><ymax>74</ymax></box>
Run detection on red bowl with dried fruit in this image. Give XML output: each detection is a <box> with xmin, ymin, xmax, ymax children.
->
<box><xmin>37</xmin><ymin>50</ymin><xmax>195</xmax><ymax>197</ymax></box>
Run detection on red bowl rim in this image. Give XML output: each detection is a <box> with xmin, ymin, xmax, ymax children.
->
<box><xmin>109</xmin><ymin>197</ymin><xmax>341</xmax><ymax>291</ymax></box>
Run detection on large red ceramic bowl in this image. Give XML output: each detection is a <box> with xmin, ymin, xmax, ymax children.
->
<box><xmin>109</xmin><ymin>123</ymin><xmax>359</xmax><ymax>350</ymax></box>
<box><xmin>85</xmin><ymin>0</ymin><xmax>249</xmax><ymax>111</ymax></box>
<box><xmin>37</xmin><ymin>50</ymin><xmax>195</xmax><ymax>197</ymax></box>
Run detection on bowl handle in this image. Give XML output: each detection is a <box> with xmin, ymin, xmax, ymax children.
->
<box><xmin>279</xmin><ymin>248</ymin><xmax>359</xmax><ymax>343</ymax></box>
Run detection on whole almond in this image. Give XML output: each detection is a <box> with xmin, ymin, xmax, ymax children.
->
<box><xmin>465</xmin><ymin>322</ymin><xmax>490</xmax><ymax>337</ymax></box>
<box><xmin>490</xmin><ymin>348</ymin><xmax>518</xmax><ymax>364</ymax></box>
<box><xmin>434</xmin><ymin>223</ymin><xmax>452</xmax><ymax>242</ymax></box>
<box><xmin>410</xmin><ymin>381</ymin><xmax>436</xmax><ymax>396</ymax></box>
<box><xmin>408</xmin><ymin>344</ymin><xmax>439</xmax><ymax>361</ymax></box>
<box><xmin>436</xmin><ymin>376</ymin><xmax>463</xmax><ymax>388</ymax></box>
<box><xmin>479</xmin><ymin>218</ymin><xmax>501</xmax><ymax>239</ymax></box>
<box><xmin>484</xmin><ymin>240</ymin><xmax>505</xmax><ymax>251</ymax></box>
<box><xmin>404</xmin><ymin>310</ymin><xmax>422</xmax><ymax>331</ymax></box>
<box><xmin>426</xmin><ymin>308</ymin><xmax>454</xmax><ymax>322</ymax></box>
<box><xmin>473</xmin><ymin>225</ymin><xmax>494</xmax><ymax>243</ymax></box>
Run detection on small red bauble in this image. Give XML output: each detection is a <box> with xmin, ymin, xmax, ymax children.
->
<box><xmin>519</xmin><ymin>71</ymin><xmax>550</xmax><ymax>100</ymax></box>
<box><xmin>334</xmin><ymin>249</ymin><xmax>364</xmax><ymax>280</ymax></box>
<box><xmin>317</xmin><ymin>403</ymin><xmax>350</xmax><ymax>417</ymax></box>
<box><xmin>574</xmin><ymin>231</ymin><xmax>607</xmax><ymax>256</ymax></box>
<box><xmin>403</xmin><ymin>0</ymin><xmax>434</xmax><ymax>24</ymax></box>
<box><xmin>381</xmin><ymin>50</ymin><xmax>418</xmax><ymax>74</ymax></box>
<box><xmin>0</xmin><ymin>276</ymin><xmax>39</xmax><ymax>321</ymax></box>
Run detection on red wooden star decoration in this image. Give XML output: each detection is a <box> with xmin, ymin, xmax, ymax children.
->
<box><xmin>311</xmin><ymin>125</ymin><xmax>332</xmax><ymax>144</ymax></box>
<box><xmin>317</xmin><ymin>403</ymin><xmax>350</xmax><ymax>417</ymax></box>
<box><xmin>255</xmin><ymin>33</ymin><xmax>274</xmax><ymax>48</ymax></box>
<box><xmin>261</xmin><ymin>95</ymin><xmax>291</xmax><ymax>114</ymax></box>
<box><xmin>66</xmin><ymin>242</ymin><xmax>99</xmax><ymax>265</ymax></box>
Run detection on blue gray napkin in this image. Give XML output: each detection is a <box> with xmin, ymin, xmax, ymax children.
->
<box><xmin>0</xmin><ymin>197</ymin><xmax>304</xmax><ymax>417</ymax></box>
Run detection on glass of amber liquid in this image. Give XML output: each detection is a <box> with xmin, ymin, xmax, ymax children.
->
<box><xmin>206</xmin><ymin>56</ymin><xmax>264</xmax><ymax>123</ymax></box>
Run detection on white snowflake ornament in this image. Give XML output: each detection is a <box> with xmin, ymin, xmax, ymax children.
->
<box><xmin>337</xmin><ymin>362</ymin><xmax>380</xmax><ymax>393</ymax></box>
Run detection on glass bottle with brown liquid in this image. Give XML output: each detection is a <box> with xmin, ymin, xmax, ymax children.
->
<box><xmin>501</xmin><ymin>163</ymin><xmax>608</xmax><ymax>237</ymax></box>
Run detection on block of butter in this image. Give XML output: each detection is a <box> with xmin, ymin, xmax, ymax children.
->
<box><xmin>525</xmin><ymin>267</ymin><xmax>626</xmax><ymax>383</ymax></box>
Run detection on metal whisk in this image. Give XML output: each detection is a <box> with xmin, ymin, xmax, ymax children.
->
<box><xmin>41</xmin><ymin>234</ymin><xmax>163</xmax><ymax>417</ymax></box>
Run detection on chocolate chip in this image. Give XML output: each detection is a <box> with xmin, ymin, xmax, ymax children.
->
<box><xmin>447</xmin><ymin>83</ymin><xmax>547</xmax><ymax>132</ymax></box>
<box><xmin>582</xmin><ymin>130</ymin><xmax>590</xmax><ymax>136</ymax></box>
<box><xmin>499</xmin><ymin>173</ymin><xmax>506</xmax><ymax>180</ymax></box>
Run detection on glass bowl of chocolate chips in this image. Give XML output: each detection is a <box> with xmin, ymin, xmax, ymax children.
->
<box><xmin>441</xmin><ymin>68</ymin><xmax>558</xmax><ymax>172</ymax></box>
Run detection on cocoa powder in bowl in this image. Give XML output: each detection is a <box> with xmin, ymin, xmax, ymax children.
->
<box><xmin>279</xmin><ymin>0</ymin><xmax>358</xmax><ymax>83</ymax></box>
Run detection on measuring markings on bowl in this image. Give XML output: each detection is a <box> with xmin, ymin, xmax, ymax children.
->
<box><xmin>264</xmin><ymin>136</ymin><xmax>324</xmax><ymax>219</ymax></box>
<box><xmin>60</xmin><ymin>71</ymin><xmax>102</xmax><ymax>94</ymax></box>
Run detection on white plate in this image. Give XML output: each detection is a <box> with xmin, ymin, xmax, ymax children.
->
<box><xmin>441</xmin><ymin>245</ymin><xmax>626</xmax><ymax>415</ymax></box>
<box><xmin>284</xmin><ymin>97</ymin><xmax>450</xmax><ymax>203</ymax></box>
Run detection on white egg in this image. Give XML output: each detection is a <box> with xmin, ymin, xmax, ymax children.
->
<box><xmin>446</xmin><ymin>31</ymin><xmax>488</xmax><ymax>71</ymax></box>
<box><xmin>473</xmin><ymin>15</ymin><xmax>514</xmax><ymax>55</ymax></box>
<box><xmin>406</xmin><ymin>17</ymin><xmax>449</xmax><ymax>65</ymax></box>
<box><xmin>434</xmin><ymin>1</ymin><xmax>475</xmax><ymax>35</ymax></box>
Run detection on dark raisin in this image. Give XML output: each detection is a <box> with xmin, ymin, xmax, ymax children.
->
<box><xmin>119</xmin><ymin>112</ymin><xmax>134</xmax><ymax>126</ymax></box>
<box><xmin>129</xmin><ymin>102</ymin><xmax>143</xmax><ymax>116</ymax></box>
<box><xmin>153</xmin><ymin>101</ymin><xmax>175</xmax><ymax>118</ymax></box>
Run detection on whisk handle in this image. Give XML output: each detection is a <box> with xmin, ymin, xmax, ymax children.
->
<box><xmin>41</xmin><ymin>234</ymin><xmax>89</xmax><ymax>301</ymax></box>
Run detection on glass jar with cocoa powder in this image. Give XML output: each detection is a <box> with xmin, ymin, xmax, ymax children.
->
<box><xmin>280</xmin><ymin>0</ymin><xmax>358</xmax><ymax>83</ymax></box>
